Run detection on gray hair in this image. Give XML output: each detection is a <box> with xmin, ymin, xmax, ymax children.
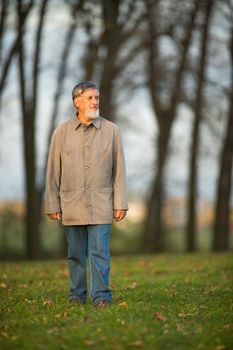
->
<box><xmin>72</xmin><ymin>81</ymin><xmax>99</xmax><ymax>101</ymax></box>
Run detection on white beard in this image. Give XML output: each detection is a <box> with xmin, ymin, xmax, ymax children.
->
<box><xmin>86</xmin><ymin>108</ymin><xmax>99</xmax><ymax>119</ymax></box>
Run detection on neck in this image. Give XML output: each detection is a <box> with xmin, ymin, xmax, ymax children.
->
<box><xmin>77</xmin><ymin>112</ymin><xmax>92</xmax><ymax>125</ymax></box>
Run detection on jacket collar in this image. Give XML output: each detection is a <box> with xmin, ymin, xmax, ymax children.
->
<box><xmin>72</xmin><ymin>113</ymin><xmax>102</xmax><ymax>130</ymax></box>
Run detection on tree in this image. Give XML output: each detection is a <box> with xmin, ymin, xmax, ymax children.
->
<box><xmin>213</xmin><ymin>21</ymin><xmax>233</xmax><ymax>250</ymax></box>
<box><xmin>82</xmin><ymin>0</ymin><xmax>146</xmax><ymax>121</ymax></box>
<box><xmin>186</xmin><ymin>0</ymin><xmax>214</xmax><ymax>251</ymax></box>
<box><xmin>142</xmin><ymin>0</ymin><xmax>200</xmax><ymax>252</ymax></box>
<box><xmin>17</xmin><ymin>0</ymin><xmax>49</xmax><ymax>259</ymax></box>
<box><xmin>0</xmin><ymin>1</ymin><xmax>33</xmax><ymax>104</ymax></box>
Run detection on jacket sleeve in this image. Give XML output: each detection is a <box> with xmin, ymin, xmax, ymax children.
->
<box><xmin>45</xmin><ymin>128</ymin><xmax>62</xmax><ymax>214</ymax></box>
<box><xmin>113</xmin><ymin>126</ymin><xmax>129</xmax><ymax>210</ymax></box>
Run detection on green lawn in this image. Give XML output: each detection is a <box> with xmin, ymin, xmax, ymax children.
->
<box><xmin>0</xmin><ymin>253</ymin><xmax>232</xmax><ymax>350</ymax></box>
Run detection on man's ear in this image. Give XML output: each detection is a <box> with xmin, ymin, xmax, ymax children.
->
<box><xmin>73</xmin><ymin>97</ymin><xmax>79</xmax><ymax>109</ymax></box>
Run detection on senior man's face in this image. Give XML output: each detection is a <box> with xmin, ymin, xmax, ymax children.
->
<box><xmin>75</xmin><ymin>88</ymin><xmax>100</xmax><ymax>120</ymax></box>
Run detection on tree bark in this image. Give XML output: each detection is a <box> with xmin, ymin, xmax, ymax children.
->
<box><xmin>17</xmin><ymin>0</ymin><xmax>48</xmax><ymax>259</ymax></box>
<box><xmin>142</xmin><ymin>0</ymin><xmax>200</xmax><ymax>252</ymax></box>
<box><xmin>98</xmin><ymin>0</ymin><xmax>121</xmax><ymax>121</ymax></box>
<box><xmin>0</xmin><ymin>0</ymin><xmax>8</xmax><ymax>64</ymax></box>
<box><xmin>186</xmin><ymin>0</ymin><xmax>214</xmax><ymax>252</ymax></box>
<box><xmin>213</xmin><ymin>27</ymin><xmax>233</xmax><ymax>251</ymax></box>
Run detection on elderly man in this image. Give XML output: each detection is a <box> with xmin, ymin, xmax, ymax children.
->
<box><xmin>45</xmin><ymin>81</ymin><xmax>128</xmax><ymax>308</ymax></box>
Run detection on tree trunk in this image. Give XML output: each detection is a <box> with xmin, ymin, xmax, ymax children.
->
<box><xmin>213</xmin><ymin>27</ymin><xmax>233</xmax><ymax>251</ymax></box>
<box><xmin>17</xmin><ymin>0</ymin><xmax>48</xmax><ymax>259</ymax></box>
<box><xmin>143</xmin><ymin>129</ymin><xmax>169</xmax><ymax>251</ymax></box>
<box><xmin>186</xmin><ymin>0</ymin><xmax>213</xmax><ymax>251</ymax></box>
<box><xmin>0</xmin><ymin>0</ymin><xmax>8</xmax><ymax>64</ymax></box>
<box><xmin>98</xmin><ymin>0</ymin><xmax>121</xmax><ymax>121</ymax></box>
<box><xmin>142</xmin><ymin>0</ymin><xmax>200</xmax><ymax>252</ymax></box>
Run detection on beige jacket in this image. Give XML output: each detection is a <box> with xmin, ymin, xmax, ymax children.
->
<box><xmin>45</xmin><ymin>115</ymin><xmax>128</xmax><ymax>225</ymax></box>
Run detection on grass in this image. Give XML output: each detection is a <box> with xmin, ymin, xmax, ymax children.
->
<box><xmin>0</xmin><ymin>253</ymin><xmax>233</xmax><ymax>350</ymax></box>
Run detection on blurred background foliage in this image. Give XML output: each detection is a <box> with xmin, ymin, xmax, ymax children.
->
<box><xmin>0</xmin><ymin>0</ymin><xmax>232</xmax><ymax>259</ymax></box>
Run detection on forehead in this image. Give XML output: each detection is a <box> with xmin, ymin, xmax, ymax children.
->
<box><xmin>81</xmin><ymin>88</ymin><xmax>99</xmax><ymax>98</ymax></box>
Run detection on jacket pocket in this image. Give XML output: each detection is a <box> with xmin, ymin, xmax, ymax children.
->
<box><xmin>60</xmin><ymin>189</ymin><xmax>84</xmax><ymax>222</ymax></box>
<box><xmin>92</xmin><ymin>187</ymin><xmax>113</xmax><ymax>217</ymax></box>
<box><xmin>61</xmin><ymin>151</ymin><xmax>83</xmax><ymax>191</ymax></box>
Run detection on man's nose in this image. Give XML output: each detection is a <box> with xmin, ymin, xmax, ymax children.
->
<box><xmin>91</xmin><ymin>98</ymin><xmax>98</xmax><ymax>105</ymax></box>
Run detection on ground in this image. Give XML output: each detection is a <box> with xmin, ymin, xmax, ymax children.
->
<box><xmin>0</xmin><ymin>253</ymin><xmax>232</xmax><ymax>350</ymax></box>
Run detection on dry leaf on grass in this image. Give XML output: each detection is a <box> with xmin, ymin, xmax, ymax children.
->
<box><xmin>42</xmin><ymin>299</ymin><xmax>54</xmax><ymax>306</ymax></box>
<box><xmin>154</xmin><ymin>311</ymin><xmax>167</xmax><ymax>321</ymax></box>
<box><xmin>118</xmin><ymin>301</ymin><xmax>128</xmax><ymax>307</ymax></box>
<box><xmin>131</xmin><ymin>340</ymin><xmax>144</xmax><ymax>347</ymax></box>
<box><xmin>55</xmin><ymin>311</ymin><xmax>69</xmax><ymax>319</ymax></box>
<box><xmin>80</xmin><ymin>316</ymin><xmax>93</xmax><ymax>323</ymax></box>
<box><xmin>84</xmin><ymin>340</ymin><xmax>95</xmax><ymax>346</ymax></box>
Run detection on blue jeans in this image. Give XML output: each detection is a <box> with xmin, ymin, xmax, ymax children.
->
<box><xmin>64</xmin><ymin>224</ymin><xmax>112</xmax><ymax>305</ymax></box>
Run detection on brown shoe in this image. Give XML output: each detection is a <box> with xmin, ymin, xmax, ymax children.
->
<box><xmin>95</xmin><ymin>300</ymin><xmax>111</xmax><ymax>308</ymax></box>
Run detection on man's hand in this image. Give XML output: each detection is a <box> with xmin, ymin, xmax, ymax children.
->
<box><xmin>113</xmin><ymin>209</ymin><xmax>127</xmax><ymax>222</ymax></box>
<box><xmin>47</xmin><ymin>213</ymin><xmax>62</xmax><ymax>220</ymax></box>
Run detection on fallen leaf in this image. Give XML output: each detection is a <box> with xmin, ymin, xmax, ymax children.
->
<box><xmin>43</xmin><ymin>299</ymin><xmax>54</xmax><ymax>306</ymax></box>
<box><xmin>118</xmin><ymin>301</ymin><xmax>128</xmax><ymax>307</ymax></box>
<box><xmin>80</xmin><ymin>316</ymin><xmax>93</xmax><ymax>323</ymax></box>
<box><xmin>131</xmin><ymin>340</ymin><xmax>144</xmax><ymax>347</ymax></box>
<box><xmin>24</xmin><ymin>298</ymin><xmax>35</xmax><ymax>303</ymax></box>
<box><xmin>222</xmin><ymin>324</ymin><xmax>230</xmax><ymax>329</ymax></box>
<box><xmin>0</xmin><ymin>283</ymin><xmax>7</xmax><ymax>289</ymax></box>
<box><xmin>129</xmin><ymin>282</ymin><xmax>137</xmax><ymax>288</ymax></box>
<box><xmin>47</xmin><ymin>327</ymin><xmax>59</xmax><ymax>335</ymax></box>
<box><xmin>1</xmin><ymin>332</ymin><xmax>8</xmax><ymax>338</ymax></box>
<box><xmin>61</xmin><ymin>269</ymin><xmax>69</xmax><ymax>277</ymax></box>
<box><xmin>55</xmin><ymin>311</ymin><xmax>69</xmax><ymax>319</ymax></box>
<box><xmin>84</xmin><ymin>340</ymin><xmax>95</xmax><ymax>346</ymax></box>
<box><xmin>154</xmin><ymin>311</ymin><xmax>167</xmax><ymax>321</ymax></box>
